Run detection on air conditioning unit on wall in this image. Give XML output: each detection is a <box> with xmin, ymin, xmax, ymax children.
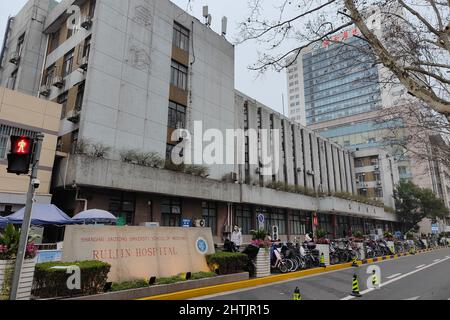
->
<box><xmin>80</xmin><ymin>16</ymin><xmax>93</xmax><ymax>29</ymax></box>
<box><xmin>39</xmin><ymin>84</ymin><xmax>51</xmax><ymax>97</ymax></box>
<box><xmin>52</xmin><ymin>76</ymin><xmax>64</xmax><ymax>88</ymax></box>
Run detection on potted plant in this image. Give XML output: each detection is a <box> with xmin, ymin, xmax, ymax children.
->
<box><xmin>383</xmin><ymin>231</ymin><xmax>394</xmax><ymax>241</ymax></box>
<box><xmin>314</xmin><ymin>229</ymin><xmax>330</xmax><ymax>266</ymax></box>
<box><xmin>250</xmin><ymin>229</ymin><xmax>271</xmax><ymax>278</ymax></box>
<box><xmin>0</xmin><ymin>224</ymin><xmax>38</xmax><ymax>300</ymax></box>
<box><xmin>353</xmin><ymin>231</ymin><xmax>365</xmax><ymax>242</ymax></box>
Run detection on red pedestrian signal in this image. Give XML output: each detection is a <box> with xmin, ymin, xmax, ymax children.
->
<box><xmin>12</xmin><ymin>137</ymin><xmax>32</xmax><ymax>155</ymax></box>
<box><xmin>7</xmin><ymin>136</ymin><xmax>34</xmax><ymax>175</ymax></box>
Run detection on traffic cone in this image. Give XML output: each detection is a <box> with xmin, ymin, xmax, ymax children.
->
<box><xmin>351</xmin><ymin>274</ymin><xmax>362</xmax><ymax>297</ymax></box>
<box><xmin>372</xmin><ymin>270</ymin><xmax>379</xmax><ymax>289</ymax></box>
<box><xmin>351</xmin><ymin>256</ymin><xmax>359</xmax><ymax>268</ymax></box>
<box><xmin>320</xmin><ymin>253</ymin><xmax>326</xmax><ymax>268</ymax></box>
<box><xmin>293</xmin><ymin>287</ymin><xmax>302</xmax><ymax>300</ymax></box>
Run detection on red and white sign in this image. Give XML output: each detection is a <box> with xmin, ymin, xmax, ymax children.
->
<box><xmin>323</xmin><ymin>28</ymin><xmax>360</xmax><ymax>48</ymax></box>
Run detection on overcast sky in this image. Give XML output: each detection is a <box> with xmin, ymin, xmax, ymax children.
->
<box><xmin>0</xmin><ymin>0</ymin><xmax>286</xmax><ymax>114</ymax></box>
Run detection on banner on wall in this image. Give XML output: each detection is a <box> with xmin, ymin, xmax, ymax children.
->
<box><xmin>62</xmin><ymin>226</ymin><xmax>215</xmax><ymax>282</ymax></box>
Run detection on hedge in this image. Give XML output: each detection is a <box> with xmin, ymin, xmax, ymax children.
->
<box><xmin>32</xmin><ymin>261</ymin><xmax>111</xmax><ymax>299</ymax></box>
<box><xmin>206</xmin><ymin>252</ymin><xmax>248</xmax><ymax>275</ymax></box>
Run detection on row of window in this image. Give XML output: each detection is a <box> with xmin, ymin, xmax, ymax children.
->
<box><xmin>57</xmin><ymin>82</ymin><xmax>85</xmax><ymax>119</ymax></box>
<box><xmin>44</xmin><ymin>36</ymin><xmax>91</xmax><ymax>86</ymax></box>
<box><xmin>105</xmin><ymin>197</ymin><xmax>395</xmax><ymax>237</ymax></box>
<box><xmin>48</xmin><ymin>0</ymin><xmax>96</xmax><ymax>53</ymax></box>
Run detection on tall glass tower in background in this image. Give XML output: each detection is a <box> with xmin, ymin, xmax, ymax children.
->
<box><xmin>286</xmin><ymin>26</ymin><xmax>410</xmax><ymax>180</ymax></box>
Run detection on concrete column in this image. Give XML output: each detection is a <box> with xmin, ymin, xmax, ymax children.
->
<box><xmin>332</xmin><ymin>146</ymin><xmax>341</xmax><ymax>192</ymax></box>
<box><xmin>272</xmin><ymin>115</ymin><xmax>285</xmax><ymax>182</ymax></box>
<box><xmin>310</xmin><ymin>134</ymin><xmax>320</xmax><ymax>191</ymax></box>
<box><xmin>350</xmin><ymin>154</ymin><xmax>357</xmax><ymax>195</ymax></box>
<box><xmin>302</xmin><ymin>129</ymin><xmax>314</xmax><ymax>190</ymax></box>
<box><xmin>318</xmin><ymin>138</ymin><xmax>329</xmax><ymax>194</ymax></box>
<box><xmin>293</xmin><ymin>125</ymin><xmax>305</xmax><ymax>187</ymax></box>
<box><xmin>339</xmin><ymin>150</ymin><xmax>347</xmax><ymax>192</ymax></box>
<box><xmin>260</xmin><ymin>107</ymin><xmax>272</xmax><ymax>186</ymax></box>
<box><xmin>344</xmin><ymin>152</ymin><xmax>353</xmax><ymax>194</ymax></box>
<box><xmin>326</xmin><ymin>142</ymin><xmax>335</xmax><ymax>194</ymax></box>
<box><xmin>247</xmin><ymin>101</ymin><xmax>258</xmax><ymax>185</ymax></box>
<box><xmin>284</xmin><ymin>120</ymin><xmax>295</xmax><ymax>185</ymax></box>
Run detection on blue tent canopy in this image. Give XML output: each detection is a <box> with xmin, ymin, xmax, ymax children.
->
<box><xmin>6</xmin><ymin>204</ymin><xmax>73</xmax><ymax>226</ymax></box>
<box><xmin>72</xmin><ymin>209</ymin><xmax>117</xmax><ymax>224</ymax></box>
<box><xmin>0</xmin><ymin>216</ymin><xmax>7</xmax><ymax>228</ymax></box>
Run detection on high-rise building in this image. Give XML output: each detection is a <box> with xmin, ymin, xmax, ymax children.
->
<box><xmin>286</xmin><ymin>13</ymin><xmax>450</xmax><ymax>233</ymax></box>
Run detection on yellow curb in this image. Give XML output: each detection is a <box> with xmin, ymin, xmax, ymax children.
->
<box><xmin>137</xmin><ymin>247</ymin><xmax>449</xmax><ymax>300</ymax></box>
<box><xmin>138</xmin><ymin>262</ymin><xmax>355</xmax><ymax>300</ymax></box>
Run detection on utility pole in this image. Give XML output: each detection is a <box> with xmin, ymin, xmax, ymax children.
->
<box><xmin>9</xmin><ymin>133</ymin><xmax>44</xmax><ymax>300</ymax></box>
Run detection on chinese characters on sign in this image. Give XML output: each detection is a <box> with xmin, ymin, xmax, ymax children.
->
<box><xmin>323</xmin><ymin>28</ymin><xmax>360</xmax><ymax>48</ymax></box>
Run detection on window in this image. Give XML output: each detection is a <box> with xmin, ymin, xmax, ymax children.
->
<box><xmin>202</xmin><ymin>202</ymin><xmax>217</xmax><ymax>235</ymax></box>
<box><xmin>289</xmin><ymin>211</ymin><xmax>312</xmax><ymax>235</ymax></box>
<box><xmin>109</xmin><ymin>198</ymin><xmax>135</xmax><ymax>225</ymax></box>
<box><xmin>44</xmin><ymin>64</ymin><xmax>56</xmax><ymax>86</ymax></box>
<box><xmin>336</xmin><ymin>216</ymin><xmax>350</xmax><ymax>238</ymax></box>
<box><xmin>88</xmin><ymin>0</ymin><xmax>97</xmax><ymax>18</ymax></box>
<box><xmin>57</xmin><ymin>92</ymin><xmax>68</xmax><ymax>119</ymax></box>
<box><xmin>0</xmin><ymin>124</ymin><xmax>37</xmax><ymax>159</ymax></box>
<box><xmin>161</xmin><ymin>198</ymin><xmax>182</xmax><ymax>227</ymax></box>
<box><xmin>234</xmin><ymin>205</ymin><xmax>252</xmax><ymax>235</ymax></box>
<box><xmin>67</xmin><ymin>27</ymin><xmax>73</xmax><ymax>40</ymax></box>
<box><xmin>62</xmin><ymin>50</ymin><xmax>74</xmax><ymax>77</ymax></box>
<box><xmin>83</xmin><ymin>36</ymin><xmax>91</xmax><ymax>58</ymax></box>
<box><xmin>170</xmin><ymin>60</ymin><xmax>188</xmax><ymax>90</ymax></box>
<box><xmin>267</xmin><ymin>208</ymin><xmax>287</xmax><ymax>235</ymax></box>
<box><xmin>75</xmin><ymin>82</ymin><xmax>85</xmax><ymax>111</ymax></box>
<box><xmin>168</xmin><ymin>101</ymin><xmax>186</xmax><ymax>129</ymax></box>
<box><xmin>317</xmin><ymin>213</ymin><xmax>334</xmax><ymax>237</ymax></box>
<box><xmin>70</xmin><ymin>130</ymin><xmax>79</xmax><ymax>154</ymax></box>
<box><xmin>375</xmin><ymin>188</ymin><xmax>383</xmax><ymax>198</ymax></box>
<box><xmin>173</xmin><ymin>22</ymin><xmax>190</xmax><ymax>51</ymax></box>
<box><xmin>49</xmin><ymin>30</ymin><xmax>60</xmax><ymax>53</ymax></box>
<box><xmin>16</xmin><ymin>33</ymin><xmax>25</xmax><ymax>56</ymax></box>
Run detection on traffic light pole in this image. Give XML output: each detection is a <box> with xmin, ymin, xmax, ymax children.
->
<box><xmin>9</xmin><ymin>133</ymin><xmax>44</xmax><ymax>300</ymax></box>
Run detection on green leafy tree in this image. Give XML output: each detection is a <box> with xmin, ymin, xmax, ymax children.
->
<box><xmin>394</xmin><ymin>181</ymin><xmax>449</xmax><ymax>232</ymax></box>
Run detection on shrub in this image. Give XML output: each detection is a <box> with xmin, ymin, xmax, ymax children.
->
<box><xmin>32</xmin><ymin>261</ymin><xmax>111</xmax><ymax>299</ymax></box>
<box><xmin>74</xmin><ymin>139</ymin><xmax>90</xmax><ymax>155</ymax></box>
<box><xmin>119</xmin><ymin>149</ymin><xmax>138</xmax><ymax>163</ymax></box>
<box><xmin>111</xmin><ymin>279</ymin><xmax>148</xmax><ymax>292</ymax></box>
<box><xmin>89</xmin><ymin>143</ymin><xmax>111</xmax><ymax>159</ymax></box>
<box><xmin>315</xmin><ymin>229</ymin><xmax>328</xmax><ymax>242</ymax></box>
<box><xmin>206</xmin><ymin>252</ymin><xmax>248</xmax><ymax>275</ymax></box>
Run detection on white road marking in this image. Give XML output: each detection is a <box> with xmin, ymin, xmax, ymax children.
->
<box><xmin>341</xmin><ymin>256</ymin><xmax>450</xmax><ymax>300</ymax></box>
<box><xmin>404</xmin><ymin>296</ymin><xmax>420</xmax><ymax>300</ymax></box>
<box><xmin>415</xmin><ymin>264</ymin><xmax>426</xmax><ymax>269</ymax></box>
<box><xmin>387</xmin><ymin>273</ymin><xmax>402</xmax><ymax>279</ymax></box>
<box><xmin>434</xmin><ymin>259</ymin><xmax>441</xmax><ymax>262</ymax></box>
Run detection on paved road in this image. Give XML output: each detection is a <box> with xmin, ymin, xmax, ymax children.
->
<box><xmin>196</xmin><ymin>248</ymin><xmax>450</xmax><ymax>300</ymax></box>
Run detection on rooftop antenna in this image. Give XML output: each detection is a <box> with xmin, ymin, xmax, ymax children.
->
<box><xmin>203</xmin><ymin>6</ymin><xmax>212</xmax><ymax>27</ymax></box>
<box><xmin>221</xmin><ymin>16</ymin><xmax>228</xmax><ymax>36</ymax></box>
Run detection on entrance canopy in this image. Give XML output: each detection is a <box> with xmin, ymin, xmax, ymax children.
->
<box><xmin>5</xmin><ymin>204</ymin><xmax>73</xmax><ymax>225</ymax></box>
<box><xmin>0</xmin><ymin>216</ymin><xmax>7</xmax><ymax>228</ymax></box>
<box><xmin>72</xmin><ymin>209</ymin><xmax>117</xmax><ymax>225</ymax></box>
